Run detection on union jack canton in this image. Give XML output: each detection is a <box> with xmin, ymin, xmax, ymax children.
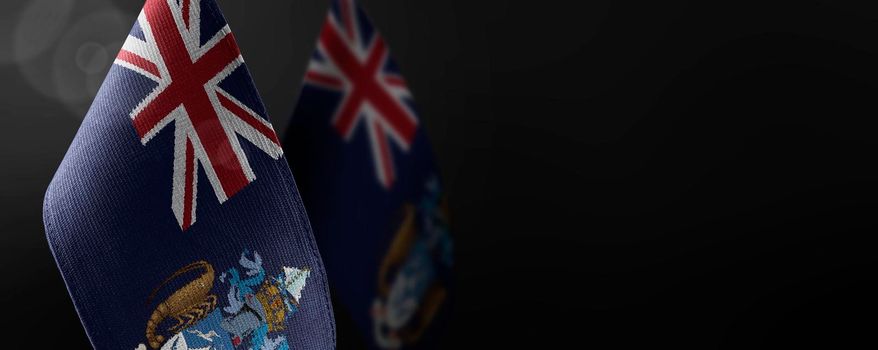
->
<box><xmin>115</xmin><ymin>0</ymin><xmax>283</xmax><ymax>230</ymax></box>
<box><xmin>43</xmin><ymin>0</ymin><xmax>335</xmax><ymax>349</ymax></box>
<box><xmin>303</xmin><ymin>0</ymin><xmax>419</xmax><ymax>188</ymax></box>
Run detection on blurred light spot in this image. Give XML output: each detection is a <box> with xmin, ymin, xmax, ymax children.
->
<box><xmin>75</xmin><ymin>42</ymin><xmax>111</xmax><ymax>75</ymax></box>
<box><xmin>0</xmin><ymin>2</ymin><xmax>30</xmax><ymax>64</ymax></box>
<box><xmin>18</xmin><ymin>7</ymin><xmax>131</xmax><ymax>118</ymax></box>
<box><xmin>10</xmin><ymin>0</ymin><xmax>75</xmax><ymax>64</ymax></box>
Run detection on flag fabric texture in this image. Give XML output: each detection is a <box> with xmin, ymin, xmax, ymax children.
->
<box><xmin>285</xmin><ymin>0</ymin><xmax>454</xmax><ymax>348</ymax></box>
<box><xmin>43</xmin><ymin>1</ymin><xmax>335</xmax><ymax>349</ymax></box>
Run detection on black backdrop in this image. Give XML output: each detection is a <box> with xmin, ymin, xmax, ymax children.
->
<box><xmin>2</xmin><ymin>0</ymin><xmax>877</xmax><ymax>348</ymax></box>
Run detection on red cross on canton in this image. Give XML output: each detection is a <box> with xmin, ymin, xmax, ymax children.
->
<box><xmin>114</xmin><ymin>0</ymin><xmax>282</xmax><ymax>230</ymax></box>
<box><xmin>303</xmin><ymin>0</ymin><xmax>419</xmax><ymax>189</ymax></box>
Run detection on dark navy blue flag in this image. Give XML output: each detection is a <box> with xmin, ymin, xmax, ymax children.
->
<box><xmin>285</xmin><ymin>1</ymin><xmax>454</xmax><ymax>348</ymax></box>
<box><xmin>43</xmin><ymin>1</ymin><xmax>335</xmax><ymax>348</ymax></box>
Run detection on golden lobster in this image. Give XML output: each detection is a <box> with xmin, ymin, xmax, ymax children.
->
<box><xmin>145</xmin><ymin>261</ymin><xmax>218</xmax><ymax>349</ymax></box>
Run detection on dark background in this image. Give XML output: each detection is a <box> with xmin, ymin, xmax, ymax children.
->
<box><xmin>2</xmin><ymin>0</ymin><xmax>878</xmax><ymax>348</ymax></box>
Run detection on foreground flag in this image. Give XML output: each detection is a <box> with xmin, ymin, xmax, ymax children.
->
<box><xmin>285</xmin><ymin>1</ymin><xmax>454</xmax><ymax>348</ymax></box>
<box><xmin>43</xmin><ymin>1</ymin><xmax>335</xmax><ymax>348</ymax></box>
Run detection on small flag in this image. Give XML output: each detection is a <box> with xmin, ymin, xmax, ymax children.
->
<box><xmin>43</xmin><ymin>1</ymin><xmax>335</xmax><ymax>349</ymax></box>
<box><xmin>285</xmin><ymin>0</ymin><xmax>454</xmax><ymax>348</ymax></box>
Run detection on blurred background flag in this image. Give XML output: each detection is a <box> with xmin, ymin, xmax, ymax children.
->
<box><xmin>285</xmin><ymin>0</ymin><xmax>454</xmax><ymax>348</ymax></box>
<box><xmin>43</xmin><ymin>0</ymin><xmax>335</xmax><ymax>348</ymax></box>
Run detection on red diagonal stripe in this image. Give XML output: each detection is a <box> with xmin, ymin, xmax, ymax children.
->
<box><xmin>384</xmin><ymin>75</ymin><xmax>406</xmax><ymax>88</ymax></box>
<box><xmin>340</xmin><ymin>0</ymin><xmax>355</xmax><ymax>41</ymax></box>
<box><xmin>373</xmin><ymin>118</ymin><xmax>394</xmax><ymax>187</ymax></box>
<box><xmin>305</xmin><ymin>71</ymin><xmax>345</xmax><ymax>90</ymax></box>
<box><xmin>365</xmin><ymin>37</ymin><xmax>387</xmax><ymax>73</ymax></box>
<box><xmin>182</xmin><ymin>0</ymin><xmax>191</xmax><ymax>29</ymax></box>
<box><xmin>193</xmin><ymin>34</ymin><xmax>242</xmax><ymax>81</ymax></box>
<box><xmin>117</xmin><ymin>50</ymin><xmax>160</xmax><ymax>78</ymax></box>
<box><xmin>217</xmin><ymin>93</ymin><xmax>280</xmax><ymax>147</ymax></box>
<box><xmin>319</xmin><ymin>21</ymin><xmax>363</xmax><ymax>83</ymax></box>
<box><xmin>361</xmin><ymin>84</ymin><xmax>417</xmax><ymax>144</ymax></box>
